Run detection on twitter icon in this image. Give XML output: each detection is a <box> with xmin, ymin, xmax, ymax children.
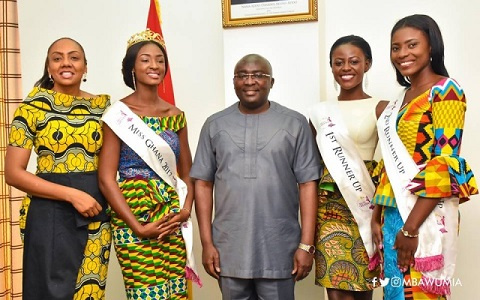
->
<box><xmin>372</xmin><ymin>277</ymin><xmax>390</xmax><ymax>287</ymax></box>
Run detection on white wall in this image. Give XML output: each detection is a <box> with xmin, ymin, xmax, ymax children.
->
<box><xmin>17</xmin><ymin>1</ymin><xmax>480</xmax><ymax>299</ymax></box>
<box><xmin>222</xmin><ymin>21</ymin><xmax>321</xmax><ymax>115</ymax></box>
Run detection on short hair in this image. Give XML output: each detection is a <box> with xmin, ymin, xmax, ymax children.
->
<box><xmin>329</xmin><ymin>35</ymin><xmax>373</xmax><ymax>67</ymax></box>
<box><xmin>234</xmin><ymin>54</ymin><xmax>273</xmax><ymax>76</ymax></box>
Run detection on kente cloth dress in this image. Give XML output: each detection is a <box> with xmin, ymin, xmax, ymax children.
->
<box><xmin>313</xmin><ymin>98</ymin><xmax>380</xmax><ymax>291</ymax></box>
<box><xmin>372</xmin><ymin>78</ymin><xmax>478</xmax><ymax>299</ymax></box>
<box><xmin>9</xmin><ymin>87</ymin><xmax>111</xmax><ymax>300</ymax></box>
<box><xmin>111</xmin><ymin>113</ymin><xmax>188</xmax><ymax>300</ymax></box>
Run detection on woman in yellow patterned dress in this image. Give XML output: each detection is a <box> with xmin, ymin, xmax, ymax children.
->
<box><xmin>372</xmin><ymin>15</ymin><xmax>478</xmax><ymax>299</ymax></box>
<box><xmin>98</xmin><ymin>29</ymin><xmax>196</xmax><ymax>299</ymax></box>
<box><xmin>310</xmin><ymin>35</ymin><xmax>380</xmax><ymax>300</ymax></box>
<box><xmin>5</xmin><ymin>38</ymin><xmax>111</xmax><ymax>299</ymax></box>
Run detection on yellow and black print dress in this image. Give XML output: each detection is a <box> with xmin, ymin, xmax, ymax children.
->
<box><xmin>314</xmin><ymin>98</ymin><xmax>380</xmax><ymax>291</ymax></box>
<box><xmin>9</xmin><ymin>87</ymin><xmax>111</xmax><ymax>300</ymax></box>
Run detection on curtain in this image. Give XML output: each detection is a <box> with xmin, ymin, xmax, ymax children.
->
<box><xmin>0</xmin><ymin>0</ymin><xmax>23</xmax><ymax>299</ymax></box>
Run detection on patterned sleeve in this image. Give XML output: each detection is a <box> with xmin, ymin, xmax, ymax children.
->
<box><xmin>175</xmin><ymin>111</ymin><xmax>186</xmax><ymax>131</ymax></box>
<box><xmin>409</xmin><ymin>78</ymin><xmax>478</xmax><ymax>201</ymax></box>
<box><xmin>8</xmin><ymin>103</ymin><xmax>38</xmax><ymax>150</ymax></box>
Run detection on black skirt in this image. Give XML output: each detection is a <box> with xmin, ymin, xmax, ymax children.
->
<box><xmin>22</xmin><ymin>171</ymin><xmax>108</xmax><ymax>300</ymax></box>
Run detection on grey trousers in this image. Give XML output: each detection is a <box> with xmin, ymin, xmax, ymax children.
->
<box><xmin>219</xmin><ymin>277</ymin><xmax>295</xmax><ymax>300</ymax></box>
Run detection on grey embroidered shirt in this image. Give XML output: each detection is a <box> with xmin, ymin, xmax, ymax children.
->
<box><xmin>191</xmin><ymin>101</ymin><xmax>321</xmax><ymax>279</ymax></box>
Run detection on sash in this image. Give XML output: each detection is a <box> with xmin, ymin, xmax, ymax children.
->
<box><xmin>102</xmin><ymin>101</ymin><xmax>201</xmax><ymax>285</ymax></box>
<box><xmin>377</xmin><ymin>93</ymin><xmax>458</xmax><ymax>295</ymax></box>
<box><xmin>309</xmin><ymin>101</ymin><xmax>376</xmax><ymax>258</ymax></box>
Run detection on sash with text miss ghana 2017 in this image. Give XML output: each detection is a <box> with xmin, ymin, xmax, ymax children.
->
<box><xmin>102</xmin><ymin>101</ymin><xmax>200</xmax><ymax>285</ymax></box>
<box><xmin>377</xmin><ymin>93</ymin><xmax>458</xmax><ymax>295</ymax></box>
<box><xmin>310</xmin><ymin>101</ymin><xmax>376</xmax><ymax>258</ymax></box>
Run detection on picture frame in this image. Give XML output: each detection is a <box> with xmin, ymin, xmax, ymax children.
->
<box><xmin>222</xmin><ymin>0</ymin><xmax>318</xmax><ymax>27</ymax></box>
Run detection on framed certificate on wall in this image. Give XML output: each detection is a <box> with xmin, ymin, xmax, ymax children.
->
<box><xmin>222</xmin><ymin>0</ymin><xmax>317</xmax><ymax>27</ymax></box>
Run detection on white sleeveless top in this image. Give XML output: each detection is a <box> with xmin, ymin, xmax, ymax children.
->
<box><xmin>337</xmin><ymin>98</ymin><xmax>379</xmax><ymax>160</ymax></box>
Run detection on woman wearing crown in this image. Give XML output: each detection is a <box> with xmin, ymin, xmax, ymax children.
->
<box><xmin>98</xmin><ymin>29</ymin><xmax>200</xmax><ymax>299</ymax></box>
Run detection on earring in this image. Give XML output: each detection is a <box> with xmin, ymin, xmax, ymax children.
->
<box><xmin>49</xmin><ymin>74</ymin><xmax>54</xmax><ymax>83</ymax></box>
<box><xmin>333</xmin><ymin>78</ymin><xmax>338</xmax><ymax>91</ymax></box>
<box><xmin>82</xmin><ymin>73</ymin><xmax>87</xmax><ymax>82</ymax></box>
<box><xmin>363</xmin><ymin>73</ymin><xmax>369</xmax><ymax>90</ymax></box>
<box><xmin>132</xmin><ymin>70</ymin><xmax>136</xmax><ymax>90</ymax></box>
<box><xmin>162</xmin><ymin>80</ymin><xmax>166</xmax><ymax>93</ymax></box>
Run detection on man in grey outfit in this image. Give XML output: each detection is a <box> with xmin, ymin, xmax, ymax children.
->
<box><xmin>191</xmin><ymin>54</ymin><xmax>321</xmax><ymax>300</ymax></box>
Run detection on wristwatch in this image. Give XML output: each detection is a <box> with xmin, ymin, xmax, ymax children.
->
<box><xmin>298</xmin><ymin>243</ymin><xmax>315</xmax><ymax>254</ymax></box>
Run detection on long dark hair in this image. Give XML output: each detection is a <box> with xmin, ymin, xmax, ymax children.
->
<box><xmin>391</xmin><ymin>14</ymin><xmax>449</xmax><ymax>87</ymax></box>
<box><xmin>329</xmin><ymin>35</ymin><xmax>373</xmax><ymax>67</ymax></box>
<box><xmin>34</xmin><ymin>37</ymin><xmax>87</xmax><ymax>89</ymax></box>
<box><xmin>121</xmin><ymin>41</ymin><xmax>169</xmax><ymax>90</ymax></box>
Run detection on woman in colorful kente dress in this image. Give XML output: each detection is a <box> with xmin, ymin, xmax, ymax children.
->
<box><xmin>98</xmin><ymin>29</ymin><xmax>200</xmax><ymax>300</ymax></box>
<box><xmin>371</xmin><ymin>14</ymin><xmax>478</xmax><ymax>299</ymax></box>
<box><xmin>5</xmin><ymin>38</ymin><xmax>111</xmax><ymax>300</ymax></box>
<box><xmin>309</xmin><ymin>35</ymin><xmax>380</xmax><ymax>300</ymax></box>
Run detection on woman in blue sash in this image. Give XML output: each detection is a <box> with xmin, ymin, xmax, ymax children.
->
<box><xmin>98</xmin><ymin>29</ymin><xmax>196</xmax><ymax>299</ymax></box>
<box><xmin>5</xmin><ymin>38</ymin><xmax>111</xmax><ymax>300</ymax></box>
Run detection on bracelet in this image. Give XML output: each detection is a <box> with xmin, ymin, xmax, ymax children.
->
<box><xmin>400</xmin><ymin>227</ymin><xmax>419</xmax><ymax>238</ymax></box>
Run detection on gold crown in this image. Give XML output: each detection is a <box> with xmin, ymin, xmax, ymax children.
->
<box><xmin>127</xmin><ymin>28</ymin><xmax>165</xmax><ymax>49</ymax></box>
